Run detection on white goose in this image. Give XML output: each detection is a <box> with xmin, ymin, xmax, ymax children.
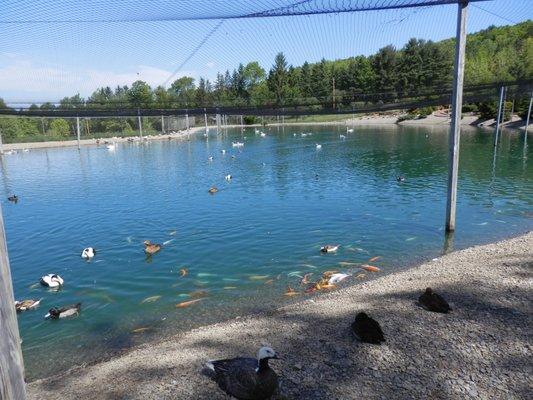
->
<box><xmin>347</xmin><ymin>127</ymin><xmax>354</xmax><ymax>133</ymax></box>
<box><xmin>40</xmin><ymin>274</ymin><xmax>64</xmax><ymax>288</ymax></box>
<box><xmin>316</xmin><ymin>144</ymin><xmax>322</xmax><ymax>150</ymax></box>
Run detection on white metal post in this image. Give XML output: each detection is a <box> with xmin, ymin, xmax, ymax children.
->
<box><xmin>525</xmin><ymin>91</ymin><xmax>532</xmax><ymax>135</ymax></box>
<box><xmin>445</xmin><ymin>1</ymin><xmax>468</xmax><ymax>233</ymax></box>
<box><xmin>494</xmin><ymin>86</ymin><xmax>504</xmax><ymax>147</ymax></box>
<box><xmin>76</xmin><ymin>116</ymin><xmax>81</xmax><ymax>150</ymax></box>
<box><xmin>137</xmin><ymin>108</ymin><xmax>143</xmax><ymax>139</ymax></box>
<box><xmin>0</xmin><ymin>205</ymin><xmax>27</xmax><ymax>400</ymax></box>
<box><xmin>161</xmin><ymin>115</ymin><xmax>165</xmax><ymax>134</ymax></box>
<box><xmin>0</xmin><ymin>128</ymin><xmax>3</xmax><ymax>155</ymax></box>
<box><xmin>204</xmin><ymin>111</ymin><xmax>208</xmax><ymax>133</ymax></box>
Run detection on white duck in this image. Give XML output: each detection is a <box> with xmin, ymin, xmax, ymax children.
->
<box><xmin>232</xmin><ymin>142</ymin><xmax>244</xmax><ymax>148</ymax></box>
<box><xmin>347</xmin><ymin>127</ymin><xmax>354</xmax><ymax>133</ymax></box>
<box><xmin>106</xmin><ymin>142</ymin><xmax>116</xmax><ymax>151</ymax></box>
<box><xmin>40</xmin><ymin>274</ymin><xmax>64</xmax><ymax>288</ymax></box>
<box><xmin>81</xmin><ymin>247</ymin><xmax>95</xmax><ymax>259</ymax></box>
<box><xmin>260</xmin><ymin>132</ymin><xmax>266</xmax><ymax>138</ymax></box>
<box><xmin>221</xmin><ymin>149</ymin><xmax>226</xmax><ymax>154</ymax></box>
<box><xmin>316</xmin><ymin>144</ymin><xmax>322</xmax><ymax>150</ymax></box>
<box><xmin>320</xmin><ymin>244</ymin><xmax>339</xmax><ymax>253</ymax></box>
<box><xmin>340</xmin><ymin>134</ymin><xmax>346</xmax><ymax>139</ymax></box>
<box><xmin>225</xmin><ymin>174</ymin><xmax>232</xmax><ymax>181</ymax></box>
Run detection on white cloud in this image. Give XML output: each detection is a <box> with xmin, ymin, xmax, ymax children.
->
<box><xmin>0</xmin><ymin>57</ymin><xmax>198</xmax><ymax>102</ymax></box>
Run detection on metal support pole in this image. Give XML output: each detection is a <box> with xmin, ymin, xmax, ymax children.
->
<box><xmin>137</xmin><ymin>108</ymin><xmax>143</xmax><ymax>139</ymax></box>
<box><xmin>0</xmin><ymin>128</ymin><xmax>3</xmax><ymax>155</ymax></box>
<box><xmin>0</xmin><ymin>205</ymin><xmax>27</xmax><ymax>400</ymax></box>
<box><xmin>161</xmin><ymin>115</ymin><xmax>165</xmax><ymax>134</ymax></box>
<box><xmin>185</xmin><ymin>113</ymin><xmax>190</xmax><ymax>140</ymax></box>
<box><xmin>494</xmin><ymin>86</ymin><xmax>504</xmax><ymax>147</ymax></box>
<box><xmin>204</xmin><ymin>110</ymin><xmax>208</xmax><ymax>133</ymax></box>
<box><xmin>524</xmin><ymin>91</ymin><xmax>532</xmax><ymax>135</ymax></box>
<box><xmin>445</xmin><ymin>1</ymin><xmax>468</xmax><ymax>233</ymax></box>
<box><xmin>240</xmin><ymin>115</ymin><xmax>243</xmax><ymax>130</ymax></box>
<box><xmin>76</xmin><ymin>116</ymin><xmax>81</xmax><ymax>150</ymax></box>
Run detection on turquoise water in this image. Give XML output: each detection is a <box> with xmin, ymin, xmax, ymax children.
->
<box><xmin>1</xmin><ymin>125</ymin><xmax>532</xmax><ymax>380</ymax></box>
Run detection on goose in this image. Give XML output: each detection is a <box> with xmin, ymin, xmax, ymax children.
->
<box><xmin>347</xmin><ymin>128</ymin><xmax>354</xmax><ymax>133</ymax></box>
<box><xmin>316</xmin><ymin>144</ymin><xmax>322</xmax><ymax>150</ymax></box>
<box><xmin>7</xmin><ymin>195</ymin><xmax>18</xmax><ymax>203</ymax></box>
<box><xmin>351</xmin><ymin>312</ymin><xmax>385</xmax><ymax>344</ymax></box>
<box><xmin>40</xmin><ymin>274</ymin><xmax>64</xmax><ymax>288</ymax></box>
<box><xmin>225</xmin><ymin>175</ymin><xmax>232</xmax><ymax>181</ymax></box>
<box><xmin>144</xmin><ymin>240</ymin><xmax>161</xmax><ymax>255</ymax></box>
<box><xmin>260</xmin><ymin>132</ymin><xmax>266</xmax><ymax>138</ymax></box>
<box><xmin>15</xmin><ymin>299</ymin><xmax>42</xmax><ymax>312</ymax></box>
<box><xmin>106</xmin><ymin>142</ymin><xmax>116</xmax><ymax>151</ymax></box>
<box><xmin>205</xmin><ymin>346</ymin><xmax>280</xmax><ymax>400</ymax></box>
<box><xmin>396</xmin><ymin>176</ymin><xmax>405</xmax><ymax>182</ymax></box>
<box><xmin>81</xmin><ymin>247</ymin><xmax>96</xmax><ymax>259</ymax></box>
<box><xmin>45</xmin><ymin>303</ymin><xmax>81</xmax><ymax>319</ymax></box>
<box><xmin>339</xmin><ymin>134</ymin><xmax>346</xmax><ymax>139</ymax></box>
<box><xmin>320</xmin><ymin>244</ymin><xmax>339</xmax><ymax>253</ymax></box>
<box><xmin>418</xmin><ymin>288</ymin><xmax>451</xmax><ymax>313</ymax></box>
<box><xmin>208</xmin><ymin>187</ymin><xmax>218</xmax><ymax>194</ymax></box>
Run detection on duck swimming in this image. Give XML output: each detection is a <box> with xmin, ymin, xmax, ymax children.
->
<box><xmin>225</xmin><ymin>175</ymin><xmax>232</xmax><ymax>181</ymax></box>
<box><xmin>40</xmin><ymin>274</ymin><xmax>64</xmax><ymax>288</ymax></box>
<box><xmin>45</xmin><ymin>303</ymin><xmax>81</xmax><ymax>319</ymax></box>
<box><xmin>81</xmin><ymin>247</ymin><xmax>96</xmax><ymax>259</ymax></box>
<box><xmin>143</xmin><ymin>240</ymin><xmax>161</xmax><ymax>255</ymax></box>
<box><xmin>8</xmin><ymin>195</ymin><xmax>18</xmax><ymax>203</ymax></box>
<box><xmin>418</xmin><ymin>288</ymin><xmax>451</xmax><ymax>313</ymax></box>
<box><xmin>397</xmin><ymin>176</ymin><xmax>405</xmax><ymax>182</ymax></box>
<box><xmin>208</xmin><ymin>187</ymin><xmax>218</xmax><ymax>194</ymax></box>
<box><xmin>351</xmin><ymin>312</ymin><xmax>385</xmax><ymax>344</ymax></box>
<box><xmin>320</xmin><ymin>244</ymin><xmax>339</xmax><ymax>253</ymax></box>
<box><xmin>205</xmin><ymin>346</ymin><xmax>280</xmax><ymax>400</ymax></box>
<box><xmin>15</xmin><ymin>299</ymin><xmax>42</xmax><ymax>312</ymax></box>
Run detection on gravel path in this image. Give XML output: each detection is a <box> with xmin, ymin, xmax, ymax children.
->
<box><xmin>27</xmin><ymin>233</ymin><xmax>532</xmax><ymax>399</ymax></box>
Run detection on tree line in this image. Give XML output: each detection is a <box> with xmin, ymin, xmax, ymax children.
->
<box><xmin>0</xmin><ymin>20</ymin><xmax>531</xmax><ymax>140</ymax></box>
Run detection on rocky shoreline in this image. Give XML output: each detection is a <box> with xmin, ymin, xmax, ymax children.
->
<box><xmin>27</xmin><ymin>232</ymin><xmax>532</xmax><ymax>399</ymax></box>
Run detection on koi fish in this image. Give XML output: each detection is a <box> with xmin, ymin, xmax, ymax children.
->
<box><xmin>175</xmin><ymin>298</ymin><xmax>203</xmax><ymax>308</ymax></box>
<box><xmin>361</xmin><ymin>265</ymin><xmax>380</xmax><ymax>272</ymax></box>
<box><xmin>141</xmin><ymin>295</ymin><xmax>161</xmax><ymax>304</ymax></box>
<box><xmin>368</xmin><ymin>256</ymin><xmax>381</xmax><ymax>262</ymax></box>
<box><xmin>285</xmin><ymin>286</ymin><xmax>299</xmax><ymax>296</ymax></box>
<box><xmin>179</xmin><ymin>268</ymin><xmax>188</xmax><ymax>277</ymax></box>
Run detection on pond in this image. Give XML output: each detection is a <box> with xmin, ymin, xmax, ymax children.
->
<box><xmin>1</xmin><ymin>124</ymin><xmax>532</xmax><ymax>380</ymax></box>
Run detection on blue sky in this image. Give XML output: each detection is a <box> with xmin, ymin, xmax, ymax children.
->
<box><xmin>0</xmin><ymin>0</ymin><xmax>531</xmax><ymax>104</ymax></box>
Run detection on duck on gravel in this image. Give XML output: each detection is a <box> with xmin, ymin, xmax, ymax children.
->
<box><xmin>143</xmin><ymin>240</ymin><xmax>161</xmax><ymax>255</ymax></box>
<box><xmin>15</xmin><ymin>299</ymin><xmax>42</xmax><ymax>312</ymax></box>
<box><xmin>40</xmin><ymin>274</ymin><xmax>64</xmax><ymax>288</ymax></box>
<box><xmin>418</xmin><ymin>287</ymin><xmax>451</xmax><ymax>313</ymax></box>
<box><xmin>204</xmin><ymin>346</ymin><xmax>280</xmax><ymax>400</ymax></box>
<box><xmin>351</xmin><ymin>312</ymin><xmax>385</xmax><ymax>344</ymax></box>
<box><xmin>45</xmin><ymin>303</ymin><xmax>81</xmax><ymax>319</ymax></box>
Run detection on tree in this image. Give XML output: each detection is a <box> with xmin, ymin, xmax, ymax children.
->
<box><xmin>128</xmin><ymin>80</ymin><xmax>153</xmax><ymax>108</ymax></box>
<box><xmin>48</xmin><ymin>118</ymin><xmax>70</xmax><ymax>137</ymax></box>
<box><xmin>169</xmin><ymin>77</ymin><xmax>195</xmax><ymax>106</ymax></box>
<box><xmin>268</xmin><ymin>52</ymin><xmax>289</xmax><ymax>106</ymax></box>
<box><xmin>372</xmin><ymin>45</ymin><xmax>398</xmax><ymax>101</ymax></box>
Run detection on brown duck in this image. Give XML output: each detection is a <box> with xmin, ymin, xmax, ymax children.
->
<box><xmin>144</xmin><ymin>240</ymin><xmax>161</xmax><ymax>255</ymax></box>
<box><xmin>351</xmin><ymin>312</ymin><xmax>385</xmax><ymax>344</ymax></box>
<box><xmin>418</xmin><ymin>288</ymin><xmax>451</xmax><ymax>313</ymax></box>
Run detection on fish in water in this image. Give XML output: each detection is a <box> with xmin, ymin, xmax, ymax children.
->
<box><xmin>368</xmin><ymin>256</ymin><xmax>381</xmax><ymax>262</ymax></box>
<box><xmin>361</xmin><ymin>265</ymin><xmax>380</xmax><ymax>272</ymax></box>
<box><xmin>264</xmin><ymin>279</ymin><xmax>274</xmax><ymax>285</ymax></box>
<box><xmin>197</xmin><ymin>272</ymin><xmax>217</xmax><ymax>278</ymax></box>
<box><xmin>405</xmin><ymin>236</ymin><xmax>417</xmax><ymax>242</ymax></box>
<box><xmin>224</xmin><ymin>286</ymin><xmax>238</xmax><ymax>290</ymax></box>
<box><xmin>339</xmin><ymin>261</ymin><xmax>358</xmax><ymax>267</ymax></box>
<box><xmin>179</xmin><ymin>268</ymin><xmax>188</xmax><ymax>277</ymax></box>
<box><xmin>285</xmin><ymin>286</ymin><xmax>299</xmax><ymax>296</ymax></box>
<box><xmin>287</xmin><ymin>271</ymin><xmax>303</xmax><ymax>277</ymax></box>
<box><xmin>169</xmin><ymin>231</ymin><xmax>177</xmax><ymax>236</ymax></box>
<box><xmin>248</xmin><ymin>275</ymin><xmax>270</xmax><ymax>281</ymax></box>
<box><xmin>140</xmin><ymin>295</ymin><xmax>162</xmax><ymax>304</ymax></box>
<box><xmin>175</xmin><ymin>298</ymin><xmax>203</xmax><ymax>308</ymax></box>
<box><xmin>132</xmin><ymin>327</ymin><xmax>151</xmax><ymax>334</ymax></box>
<box><xmin>301</xmin><ymin>273</ymin><xmax>313</xmax><ymax>285</ymax></box>
<box><xmin>163</xmin><ymin>239</ymin><xmax>175</xmax><ymax>246</ymax></box>
<box><xmin>190</xmin><ymin>290</ymin><xmax>209</xmax><ymax>299</ymax></box>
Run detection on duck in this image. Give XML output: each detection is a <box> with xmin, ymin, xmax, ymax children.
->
<box><xmin>81</xmin><ymin>247</ymin><xmax>96</xmax><ymax>259</ymax></box>
<box><xmin>40</xmin><ymin>274</ymin><xmax>64</xmax><ymax>288</ymax></box>
<box><xmin>351</xmin><ymin>312</ymin><xmax>385</xmax><ymax>344</ymax></box>
<box><xmin>232</xmin><ymin>141</ymin><xmax>244</xmax><ymax>148</ymax></box>
<box><xmin>15</xmin><ymin>299</ymin><xmax>42</xmax><ymax>312</ymax></box>
<box><xmin>225</xmin><ymin>175</ymin><xmax>232</xmax><ymax>181</ymax></box>
<box><xmin>208</xmin><ymin>187</ymin><xmax>218</xmax><ymax>194</ymax></box>
<box><xmin>208</xmin><ymin>156</ymin><xmax>214</xmax><ymax>161</ymax></box>
<box><xmin>418</xmin><ymin>288</ymin><xmax>451</xmax><ymax>313</ymax></box>
<box><xmin>144</xmin><ymin>240</ymin><xmax>161</xmax><ymax>255</ymax></box>
<box><xmin>221</xmin><ymin>149</ymin><xmax>226</xmax><ymax>154</ymax></box>
<box><xmin>301</xmin><ymin>133</ymin><xmax>307</xmax><ymax>137</ymax></box>
<box><xmin>339</xmin><ymin>134</ymin><xmax>346</xmax><ymax>139</ymax></box>
<box><xmin>396</xmin><ymin>176</ymin><xmax>405</xmax><ymax>182</ymax></box>
<box><xmin>260</xmin><ymin>132</ymin><xmax>266</xmax><ymax>138</ymax></box>
<box><xmin>316</xmin><ymin>144</ymin><xmax>322</xmax><ymax>150</ymax></box>
<box><xmin>205</xmin><ymin>346</ymin><xmax>279</xmax><ymax>400</ymax></box>
<box><xmin>106</xmin><ymin>142</ymin><xmax>116</xmax><ymax>151</ymax></box>
<box><xmin>7</xmin><ymin>195</ymin><xmax>18</xmax><ymax>203</ymax></box>
<box><xmin>320</xmin><ymin>244</ymin><xmax>339</xmax><ymax>253</ymax></box>
<box><xmin>22</xmin><ymin>148</ymin><xmax>30</xmax><ymax>153</ymax></box>
<box><xmin>347</xmin><ymin>128</ymin><xmax>354</xmax><ymax>133</ymax></box>
<box><xmin>45</xmin><ymin>303</ymin><xmax>81</xmax><ymax>319</ymax></box>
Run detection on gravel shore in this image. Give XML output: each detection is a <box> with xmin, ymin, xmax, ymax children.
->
<box><xmin>27</xmin><ymin>232</ymin><xmax>532</xmax><ymax>400</ymax></box>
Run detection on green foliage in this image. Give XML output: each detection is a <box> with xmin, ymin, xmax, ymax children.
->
<box><xmin>47</xmin><ymin>119</ymin><xmax>71</xmax><ymax>137</ymax></box>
